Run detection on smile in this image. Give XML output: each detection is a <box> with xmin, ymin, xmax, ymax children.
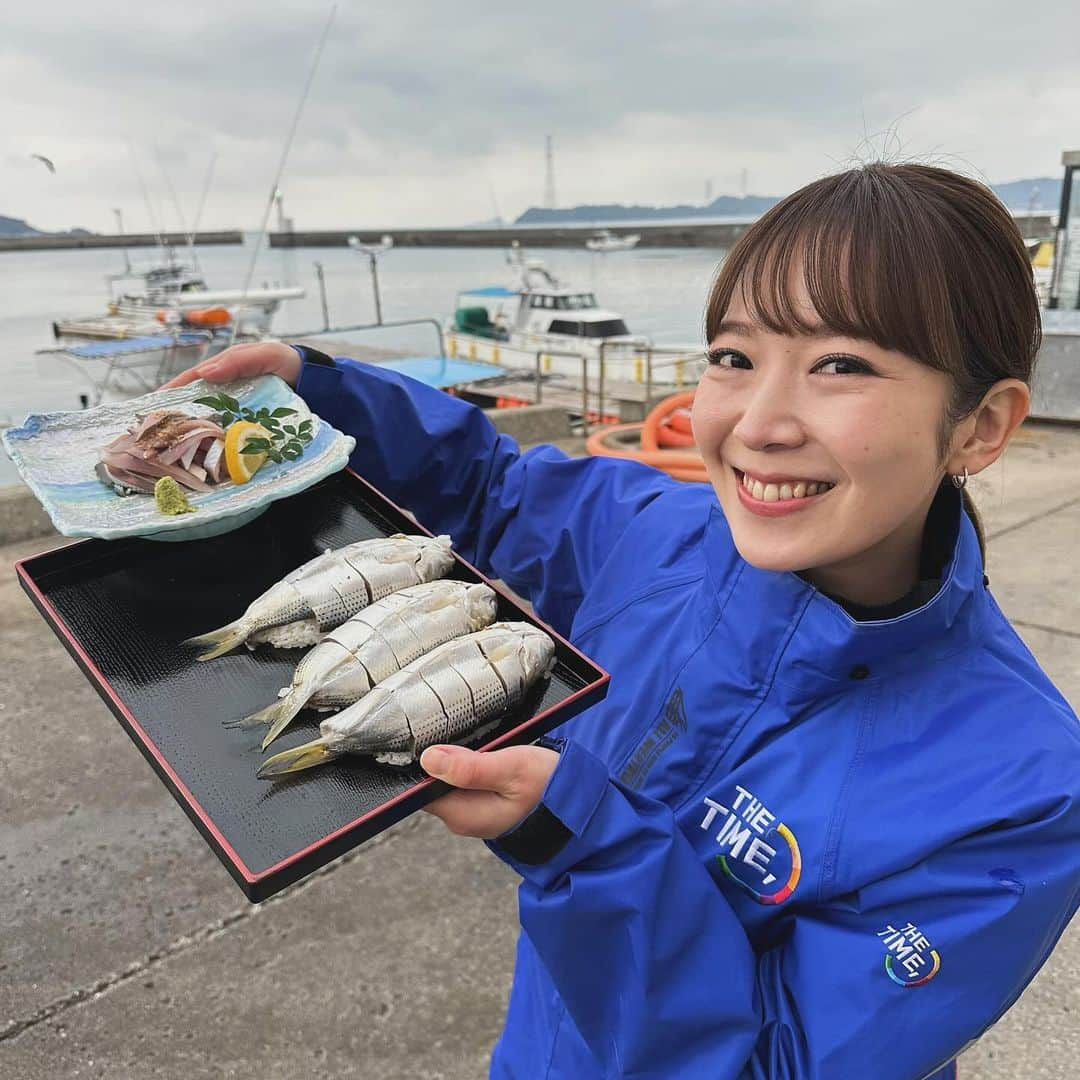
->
<box><xmin>735</xmin><ymin>469</ymin><xmax>836</xmax><ymax>504</ymax></box>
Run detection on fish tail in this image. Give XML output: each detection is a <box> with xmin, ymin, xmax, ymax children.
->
<box><xmin>185</xmin><ymin>619</ymin><xmax>250</xmax><ymax>661</ymax></box>
<box><xmin>257</xmin><ymin>738</ymin><xmax>339</xmax><ymax>780</ymax></box>
<box><xmin>260</xmin><ymin>695</ymin><xmax>309</xmax><ymax>750</ymax></box>
<box><xmin>222</xmin><ymin>690</ymin><xmax>299</xmax><ymax>731</ymax></box>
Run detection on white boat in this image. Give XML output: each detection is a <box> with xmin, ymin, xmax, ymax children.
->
<box><xmin>585</xmin><ymin>229</ymin><xmax>640</xmax><ymax>252</ymax></box>
<box><xmin>445</xmin><ymin>247</ymin><xmax>671</xmax><ymax>385</ymax></box>
<box><xmin>53</xmin><ymin>247</ymin><xmax>305</xmax><ymax>341</ymax></box>
<box><xmin>46</xmin><ymin>248</ymin><xmax>305</xmax><ymax>402</ymax></box>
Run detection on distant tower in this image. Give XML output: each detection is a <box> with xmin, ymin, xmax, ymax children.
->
<box><xmin>544</xmin><ymin>135</ymin><xmax>558</xmax><ymax>210</ymax></box>
<box><xmin>705</xmin><ymin>178</ymin><xmax>713</xmax><ymax>205</ymax></box>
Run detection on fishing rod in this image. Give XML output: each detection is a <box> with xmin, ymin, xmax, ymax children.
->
<box><xmin>230</xmin><ymin>2</ymin><xmax>338</xmax><ymax>346</ymax></box>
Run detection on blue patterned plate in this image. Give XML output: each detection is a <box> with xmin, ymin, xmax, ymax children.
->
<box><xmin>1</xmin><ymin>376</ymin><xmax>356</xmax><ymax>541</ymax></box>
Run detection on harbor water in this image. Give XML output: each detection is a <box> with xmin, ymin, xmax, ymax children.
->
<box><xmin>0</xmin><ymin>241</ymin><xmax>724</xmax><ymax>486</ymax></box>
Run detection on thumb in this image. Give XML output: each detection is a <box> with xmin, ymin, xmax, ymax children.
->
<box><xmin>420</xmin><ymin>745</ymin><xmax>497</xmax><ymax>791</ymax></box>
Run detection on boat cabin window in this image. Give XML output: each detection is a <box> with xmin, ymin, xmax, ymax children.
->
<box><xmin>565</xmin><ymin>293</ymin><xmax>597</xmax><ymax>309</ymax></box>
<box><xmin>548</xmin><ymin>318</ymin><xmax>630</xmax><ymax>338</ymax></box>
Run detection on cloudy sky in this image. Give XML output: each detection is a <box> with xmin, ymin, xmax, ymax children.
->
<box><xmin>3</xmin><ymin>1</ymin><xmax>1079</xmax><ymax>233</ymax></box>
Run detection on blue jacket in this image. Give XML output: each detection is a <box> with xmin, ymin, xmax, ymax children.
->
<box><xmin>297</xmin><ymin>352</ymin><xmax>1080</xmax><ymax>1080</ymax></box>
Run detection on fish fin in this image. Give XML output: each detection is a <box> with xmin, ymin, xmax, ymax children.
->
<box><xmin>185</xmin><ymin>619</ymin><xmax>249</xmax><ymax>661</ymax></box>
<box><xmin>223</xmin><ymin>693</ymin><xmax>301</xmax><ymax>731</ymax></box>
<box><xmin>257</xmin><ymin>738</ymin><xmax>339</xmax><ymax>779</ymax></box>
<box><xmin>260</xmin><ymin>695</ymin><xmax>309</xmax><ymax>749</ymax></box>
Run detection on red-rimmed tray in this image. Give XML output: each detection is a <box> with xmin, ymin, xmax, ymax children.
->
<box><xmin>15</xmin><ymin>468</ymin><xmax>610</xmax><ymax>902</ymax></box>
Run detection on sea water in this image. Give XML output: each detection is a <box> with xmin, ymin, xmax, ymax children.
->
<box><xmin>0</xmin><ymin>241</ymin><xmax>723</xmax><ymax>486</ymax></box>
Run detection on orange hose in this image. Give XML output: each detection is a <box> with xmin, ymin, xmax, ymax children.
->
<box><xmin>586</xmin><ymin>391</ymin><xmax>710</xmax><ymax>483</ymax></box>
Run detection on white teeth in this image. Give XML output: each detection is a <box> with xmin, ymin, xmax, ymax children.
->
<box><xmin>739</xmin><ymin>470</ymin><xmax>833</xmax><ymax>502</ymax></box>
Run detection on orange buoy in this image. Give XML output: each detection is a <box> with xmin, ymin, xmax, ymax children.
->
<box><xmin>183</xmin><ymin>306</ymin><xmax>231</xmax><ymax>328</ymax></box>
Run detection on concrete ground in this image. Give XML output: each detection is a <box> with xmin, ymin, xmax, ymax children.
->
<box><xmin>1</xmin><ymin>421</ymin><xmax>1078</xmax><ymax>1079</ymax></box>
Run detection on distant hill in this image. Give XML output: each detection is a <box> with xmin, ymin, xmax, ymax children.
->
<box><xmin>513</xmin><ymin>177</ymin><xmax>1063</xmax><ymax>225</ymax></box>
<box><xmin>0</xmin><ymin>215</ymin><xmax>44</xmax><ymax>236</ymax></box>
<box><xmin>516</xmin><ymin>196</ymin><xmax>776</xmax><ymax>225</ymax></box>
<box><xmin>991</xmin><ymin>177</ymin><xmax>1061</xmax><ymax>211</ymax></box>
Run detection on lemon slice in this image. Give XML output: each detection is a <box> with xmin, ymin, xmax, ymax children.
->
<box><xmin>224</xmin><ymin>420</ymin><xmax>273</xmax><ymax>484</ymax></box>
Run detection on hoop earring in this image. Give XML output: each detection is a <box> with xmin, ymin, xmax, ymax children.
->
<box><xmin>951</xmin><ymin>466</ymin><xmax>969</xmax><ymax>490</ymax></box>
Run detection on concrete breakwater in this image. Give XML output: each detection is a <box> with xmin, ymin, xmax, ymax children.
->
<box><xmin>271</xmin><ymin>221</ymin><xmax>757</xmax><ymax>249</ymax></box>
<box><xmin>270</xmin><ymin>211</ymin><xmax>1055</xmax><ymax>249</ymax></box>
<box><xmin>0</xmin><ymin>230</ymin><xmax>243</xmax><ymax>252</ymax></box>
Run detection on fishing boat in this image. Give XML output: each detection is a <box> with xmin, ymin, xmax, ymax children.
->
<box><xmin>45</xmin><ymin>248</ymin><xmax>305</xmax><ymax>403</ymax></box>
<box><xmin>585</xmin><ymin>228</ymin><xmax>640</xmax><ymax>252</ymax></box>
<box><xmin>445</xmin><ymin>246</ymin><xmax>648</xmax><ymax>378</ymax></box>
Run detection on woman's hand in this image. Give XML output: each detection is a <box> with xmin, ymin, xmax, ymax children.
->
<box><xmin>160</xmin><ymin>340</ymin><xmax>303</xmax><ymax>390</ymax></box>
<box><xmin>419</xmin><ymin>744</ymin><xmax>560</xmax><ymax>839</ymax></box>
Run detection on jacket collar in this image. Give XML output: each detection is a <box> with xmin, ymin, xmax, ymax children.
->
<box><xmin>702</xmin><ymin>482</ymin><xmax>990</xmax><ymax>695</ymax></box>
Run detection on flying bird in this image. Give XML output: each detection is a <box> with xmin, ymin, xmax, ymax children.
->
<box><xmin>31</xmin><ymin>154</ymin><xmax>56</xmax><ymax>174</ymax></box>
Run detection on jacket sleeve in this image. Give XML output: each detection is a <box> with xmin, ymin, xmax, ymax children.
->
<box><xmin>295</xmin><ymin>353</ymin><xmax>678</xmax><ymax>636</ymax></box>
<box><xmin>491</xmin><ymin>739</ymin><xmax>1080</xmax><ymax>1079</ymax></box>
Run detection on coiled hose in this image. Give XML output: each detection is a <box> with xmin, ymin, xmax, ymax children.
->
<box><xmin>585</xmin><ymin>391</ymin><xmax>710</xmax><ymax>483</ymax></box>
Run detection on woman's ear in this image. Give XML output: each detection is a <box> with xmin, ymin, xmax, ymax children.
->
<box><xmin>947</xmin><ymin>378</ymin><xmax>1030</xmax><ymax>476</ymax></box>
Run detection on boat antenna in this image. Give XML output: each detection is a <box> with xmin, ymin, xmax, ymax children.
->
<box><xmin>186</xmin><ymin>150</ymin><xmax>219</xmax><ymax>274</ymax></box>
<box><xmin>230</xmin><ymin>2</ymin><xmax>337</xmax><ymax>345</ymax></box>
<box><xmin>155</xmin><ymin>144</ymin><xmax>192</xmax><ymax>265</ymax></box>
<box><xmin>127</xmin><ymin>141</ymin><xmax>167</xmax><ymax>263</ymax></box>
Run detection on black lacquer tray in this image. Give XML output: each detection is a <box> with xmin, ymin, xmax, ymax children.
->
<box><xmin>16</xmin><ymin>469</ymin><xmax>610</xmax><ymax>901</ymax></box>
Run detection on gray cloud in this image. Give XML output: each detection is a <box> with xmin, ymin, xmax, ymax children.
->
<box><xmin>3</xmin><ymin>1</ymin><xmax>1079</xmax><ymax>231</ymax></box>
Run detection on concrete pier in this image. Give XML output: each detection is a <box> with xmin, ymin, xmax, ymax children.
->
<box><xmin>0</xmin><ymin>231</ymin><xmax>243</xmax><ymax>253</ymax></box>
<box><xmin>0</xmin><ymin>420</ymin><xmax>1077</xmax><ymax>1078</ymax></box>
<box><xmin>269</xmin><ymin>210</ymin><xmax>1055</xmax><ymax>249</ymax></box>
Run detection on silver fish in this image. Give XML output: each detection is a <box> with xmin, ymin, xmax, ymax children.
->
<box><xmin>185</xmin><ymin>534</ymin><xmax>455</xmax><ymax>661</ymax></box>
<box><xmin>257</xmin><ymin>621</ymin><xmax>556</xmax><ymax>776</ymax></box>
<box><xmin>239</xmin><ymin>580</ymin><xmax>499</xmax><ymax>748</ymax></box>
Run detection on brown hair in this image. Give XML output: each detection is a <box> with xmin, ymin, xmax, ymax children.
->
<box><xmin>704</xmin><ymin>163</ymin><xmax>1041</xmax><ymax>567</ymax></box>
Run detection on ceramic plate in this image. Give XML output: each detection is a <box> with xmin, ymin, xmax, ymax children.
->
<box><xmin>1</xmin><ymin>376</ymin><xmax>356</xmax><ymax>541</ymax></box>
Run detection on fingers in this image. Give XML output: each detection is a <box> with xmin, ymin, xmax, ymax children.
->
<box><xmin>420</xmin><ymin>789</ymin><xmax>527</xmax><ymax>840</ymax></box>
<box><xmin>418</xmin><ymin>744</ymin><xmax>560</xmax><ymax>839</ymax></box>
<box><xmin>159</xmin><ymin>341</ymin><xmax>301</xmax><ymax>391</ymax></box>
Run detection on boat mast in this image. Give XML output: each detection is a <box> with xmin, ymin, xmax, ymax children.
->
<box><xmin>231</xmin><ymin>3</ymin><xmax>337</xmax><ymax>346</ymax></box>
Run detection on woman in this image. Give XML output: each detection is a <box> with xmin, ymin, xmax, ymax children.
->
<box><xmin>167</xmin><ymin>163</ymin><xmax>1079</xmax><ymax>1078</ymax></box>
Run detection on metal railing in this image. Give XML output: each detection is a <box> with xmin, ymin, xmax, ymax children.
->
<box><xmin>296</xmin><ymin>258</ymin><xmax>446</xmax><ymax>356</ymax></box>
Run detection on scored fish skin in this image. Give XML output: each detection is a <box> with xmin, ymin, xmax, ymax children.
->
<box><xmin>247</xmin><ymin>580</ymin><xmax>499</xmax><ymax>748</ymax></box>
<box><xmin>310</xmin><ymin>580</ymin><xmax>499</xmax><ymax>708</ymax></box>
<box><xmin>185</xmin><ymin>533</ymin><xmax>455</xmax><ymax>661</ymax></box>
<box><xmin>257</xmin><ymin>622</ymin><xmax>556</xmax><ymax>777</ymax></box>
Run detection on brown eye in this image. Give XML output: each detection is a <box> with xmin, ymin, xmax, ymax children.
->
<box><xmin>815</xmin><ymin>355</ymin><xmax>872</xmax><ymax>375</ymax></box>
<box><xmin>706</xmin><ymin>349</ymin><xmax>751</xmax><ymax>369</ymax></box>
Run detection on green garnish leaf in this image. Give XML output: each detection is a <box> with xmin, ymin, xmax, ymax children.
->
<box><xmin>271</xmin><ymin>407</ymin><xmax>296</xmax><ymax>418</ymax></box>
<box><xmin>194</xmin><ymin>395</ymin><xmax>225</xmax><ymax>409</ymax></box>
<box><xmin>283</xmin><ymin>425</ymin><xmax>296</xmax><ymax>435</ymax></box>
<box><xmin>220</xmin><ymin>394</ymin><xmax>241</xmax><ymax>412</ymax></box>
<box><xmin>268</xmin><ymin>448</ymin><xmax>283</xmax><ymax>463</ymax></box>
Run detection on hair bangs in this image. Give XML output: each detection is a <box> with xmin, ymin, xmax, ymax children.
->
<box><xmin>706</xmin><ymin>170</ymin><xmax>963</xmax><ymax>374</ymax></box>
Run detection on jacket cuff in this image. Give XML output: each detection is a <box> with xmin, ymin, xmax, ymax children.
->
<box><xmin>290</xmin><ymin>343</ymin><xmax>336</xmax><ymax>369</ymax></box>
<box><xmin>488</xmin><ymin>738</ymin><xmax>612</xmax><ymax>889</ymax></box>
<box><xmin>295</xmin><ymin>347</ymin><xmax>349</xmax><ymax>430</ymax></box>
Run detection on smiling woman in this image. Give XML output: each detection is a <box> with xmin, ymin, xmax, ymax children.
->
<box><xmin>695</xmin><ymin>163</ymin><xmax>1036</xmax><ymax>608</ymax></box>
<box><xmin>160</xmin><ymin>163</ymin><xmax>1078</xmax><ymax>1080</ymax></box>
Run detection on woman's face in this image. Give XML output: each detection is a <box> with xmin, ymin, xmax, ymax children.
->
<box><xmin>692</xmin><ymin>283</ymin><xmax>955</xmax><ymax>605</ymax></box>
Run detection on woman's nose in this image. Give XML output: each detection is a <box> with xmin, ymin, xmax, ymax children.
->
<box><xmin>731</xmin><ymin>381</ymin><xmax>806</xmax><ymax>451</ymax></box>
